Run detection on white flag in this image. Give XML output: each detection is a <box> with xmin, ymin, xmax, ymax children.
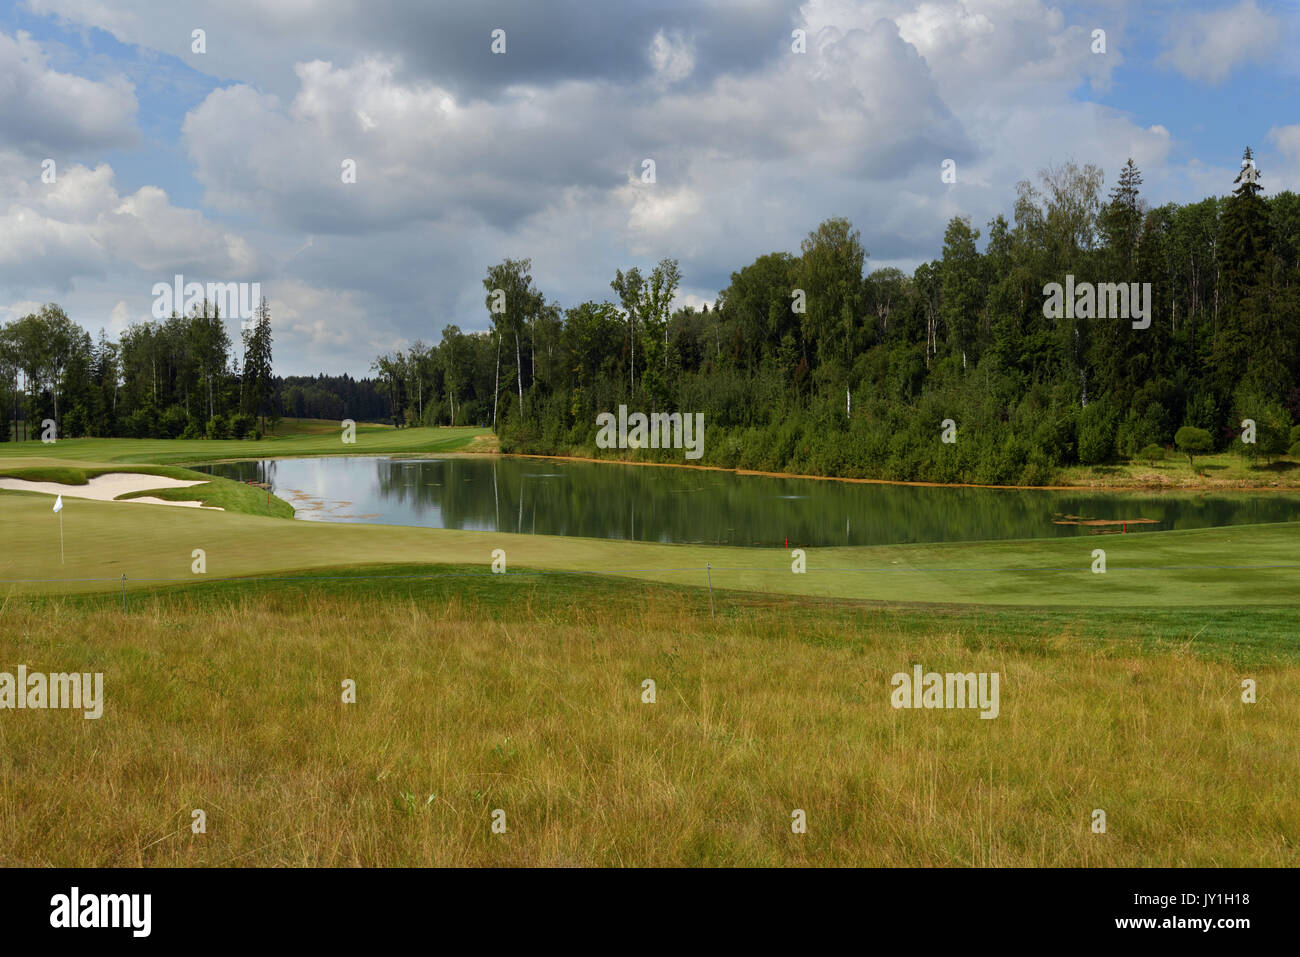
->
<box><xmin>53</xmin><ymin>494</ymin><xmax>63</xmax><ymax>513</ymax></box>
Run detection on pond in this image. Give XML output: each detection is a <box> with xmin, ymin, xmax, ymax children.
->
<box><xmin>194</xmin><ymin>456</ymin><xmax>1300</xmax><ymax>548</ymax></box>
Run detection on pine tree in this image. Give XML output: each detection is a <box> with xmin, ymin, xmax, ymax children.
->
<box><xmin>1220</xmin><ymin>147</ymin><xmax>1272</xmax><ymax>299</ymax></box>
<box><xmin>1101</xmin><ymin>158</ymin><xmax>1144</xmax><ymax>275</ymax></box>
<box><xmin>1215</xmin><ymin>148</ymin><xmax>1274</xmax><ymax>395</ymax></box>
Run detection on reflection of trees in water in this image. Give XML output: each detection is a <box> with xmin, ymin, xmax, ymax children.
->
<box><xmin>203</xmin><ymin>459</ymin><xmax>1300</xmax><ymax>547</ymax></box>
<box><xmin>367</xmin><ymin>460</ymin><xmax>1300</xmax><ymax>546</ymax></box>
<box><xmin>204</xmin><ymin>459</ymin><xmax>277</xmax><ymax>486</ymax></box>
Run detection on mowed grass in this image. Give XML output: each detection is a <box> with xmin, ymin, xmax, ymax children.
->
<box><xmin>0</xmin><ymin>422</ymin><xmax>488</xmax><ymax>468</ymax></box>
<box><xmin>2</xmin><ymin>482</ymin><xmax>1298</xmax><ymax>609</ymax></box>
<box><xmin>0</xmin><ymin>569</ymin><xmax>1296</xmax><ymax>866</ymax></box>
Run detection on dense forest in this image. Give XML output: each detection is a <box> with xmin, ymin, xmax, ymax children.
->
<box><xmin>0</xmin><ymin>299</ymin><xmax>388</xmax><ymax>440</ymax></box>
<box><xmin>6</xmin><ymin>150</ymin><xmax>1298</xmax><ymax>485</ymax></box>
<box><xmin>372</xmin><ymin>150</ymin><xmax>1300</xmax><ymax>484</ymax></box>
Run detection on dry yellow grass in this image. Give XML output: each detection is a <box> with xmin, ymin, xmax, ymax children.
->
<box><xmin>1</xmin><ymin>582</ymin><xmax>1295</xmax><ymax>867</ymax></box>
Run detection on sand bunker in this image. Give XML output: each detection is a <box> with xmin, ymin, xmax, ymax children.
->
<box><xmin>0</xmin><ymin>473</ymin><xmax>224</xmax><ymax>510</ymax></box>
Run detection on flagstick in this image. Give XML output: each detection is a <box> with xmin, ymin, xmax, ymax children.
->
<box><xmin>59</xmin><ymin>508</ymin><xmax>64</xmax><ymax>565</ymax></box>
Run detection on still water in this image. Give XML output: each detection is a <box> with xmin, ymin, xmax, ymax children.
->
<box><xmin>194</xmin><ymin>456</ymin><xmax>1300</xmax><ymax>548</ymax></box>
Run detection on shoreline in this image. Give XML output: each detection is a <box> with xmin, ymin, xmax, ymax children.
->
<box><xmin>184</xmin><ymin>447</ymin><xmax>1300</xmax><ymax>494</ymax></box>
<box><xmin>492</xmin><ymin>451</ymin><xmax>1300</xmax><ymax>494</ymax></box>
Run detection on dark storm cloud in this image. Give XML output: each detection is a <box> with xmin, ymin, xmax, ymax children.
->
<box><xmin>347</xmin><ymin>0</ymin><xmax>804</xmax><ymax>98</ymax></box>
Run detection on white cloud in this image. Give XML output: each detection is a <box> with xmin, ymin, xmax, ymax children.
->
<box><xmin>0</xmin><ymin>29</ymin><xmax>138</xmax><ymax>153</ymax></box>
<box><xmin>648</xmin><ymin>30</ymin><xmax>695</xmax><ymax>85</ymax></box>
<box><xmin>0</xmin><ymin>300</ymin><xmax>46</xmax><ymax>323</ymax></box>
<box><xmin>1158</xmin><ymin>0</ymin><xmax>1279</xmax><ymax>85</ymax></box>
<box><xmin>0</xmin><ymin>152</ymin><xmax>261</xmax><ymax>294</ymax></box>
<box><xmin>6</xmin><ymin>0</ymin><xmax>1224</xmax><ymax>376</ymax></box>
<box><xmin>1266</xmin><ymin>124</ymin><xmax>1300</xmax><ymax>191</ymax></box>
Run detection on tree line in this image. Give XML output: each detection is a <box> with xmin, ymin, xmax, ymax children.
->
<box><xmin>373</xmin><ymin>149</ymin><xmax>1300</xmax><ymax>483</ymax></box>
<box><xmin>1</xmin><ymin>299</ymin><xmax>392</xmax><ymax>441</ymax></box>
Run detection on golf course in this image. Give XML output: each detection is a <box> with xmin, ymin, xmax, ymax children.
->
<box><xmin>1</xmin><ymin>423</ymin><xmax>1298</xmax><ymax>866</ymax></box>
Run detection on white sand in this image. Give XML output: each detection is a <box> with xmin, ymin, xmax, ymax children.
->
<box><xmin>0</xmin><ymin>473</ymin><xmax>225</xmax><ymax>510</ymax></box>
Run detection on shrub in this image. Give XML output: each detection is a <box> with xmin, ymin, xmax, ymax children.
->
<box><xmin>230</xmin><ymin>412</ymin><xmax>257</xmax><ymax>440</ymax></box>
<box><xmin>159</xmin><ymin>405</ymin><xmax>189</xmax><ymax>439</ymax></box>
<box><xmin>205</xmin><ymin>414</ymin><xmax>229</xmax><ymax>440</ymax></box>
<box><xmin>1137</xmin><ymin>444</ymin><xmax>1164</xmax><ymax>466</ymax></box>
<box><xmin>123</xmin><ymin>407</ymin><xmax>156</xmax><ymax>439</ymax></box>
<box><xmin>1077</xmin><ymin>402</ymin><xmax>1116</xmax><ymax>466</ymax></box>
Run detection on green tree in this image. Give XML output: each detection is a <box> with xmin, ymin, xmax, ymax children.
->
<box><xmin>1175</xmin><ymin>425</ymin><xmax>1214</xmax><ymax>469</ymax></box>
<box><xmin>243</xmin><ymin>298</ymin><xmax>274</xmax><ymax>434</ymax></box>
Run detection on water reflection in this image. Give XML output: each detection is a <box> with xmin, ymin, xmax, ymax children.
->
<box><xmin>195</xmin><ymin>456</ymin><xmax>1300</xmax><ymax>548</ymax></box>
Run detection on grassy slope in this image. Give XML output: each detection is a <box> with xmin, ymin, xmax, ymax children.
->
<box><xmin>1</xmin><ymin>569</ymin><xmax>1295</xmax><ymax>866</ymax></box>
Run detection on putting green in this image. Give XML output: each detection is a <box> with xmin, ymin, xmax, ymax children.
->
<box><xmin>3</xmin><ymin>485</ymin><xmax>1297</xmax><ymax>606</ymax></box>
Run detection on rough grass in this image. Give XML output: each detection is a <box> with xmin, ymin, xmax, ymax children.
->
<box><xmin>1060</xmin><ymin>452</ymin><xmax>1300</xmax><ymax>488</ymax></box>
<box><xmin>1</xmin><ymin>570</ymin><xmax>1295</xmax><ymax>866</ymax></box>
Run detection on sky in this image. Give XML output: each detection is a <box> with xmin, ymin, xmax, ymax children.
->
<box><xmin>1</xmin><ymin>0</ymin><xmax>1297</xmax><ymax>377</ymax></box>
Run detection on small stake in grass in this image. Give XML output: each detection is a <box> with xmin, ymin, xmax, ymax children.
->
<box><xmin>52</xmin><ymin>494</ymin><xmax>64</xmax><ymax>564</ymax></box>
<box><xmin>706</xmin><ymin>562</ymin><xmax>714</xmax><ymax>620</ymax></box>
<box><xmin>121</xmin><ymin>573</ymin><xmax>126</xmax><ymax>612</ymax></box>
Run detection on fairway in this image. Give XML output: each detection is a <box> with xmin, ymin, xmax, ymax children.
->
<box><xmin>0</xmin><ymin>423</ymin><xmax>489</xmax><ymax>469</ymax></box>
<box><xmin>3</xmin><ymin>478</ymin><xmax>1298</xmax><ymax>610</ymax></box>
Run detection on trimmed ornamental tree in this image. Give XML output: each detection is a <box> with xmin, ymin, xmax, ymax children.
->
<box><xmin>1138</xmin><ymin>443</ymin><xmax>1164</xmax><ymax>466</ymax></box>
<box><xmin>1175</xmin><ymin>425</ymin><xmax>1214</xmax><ymax>469</ymax></box>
